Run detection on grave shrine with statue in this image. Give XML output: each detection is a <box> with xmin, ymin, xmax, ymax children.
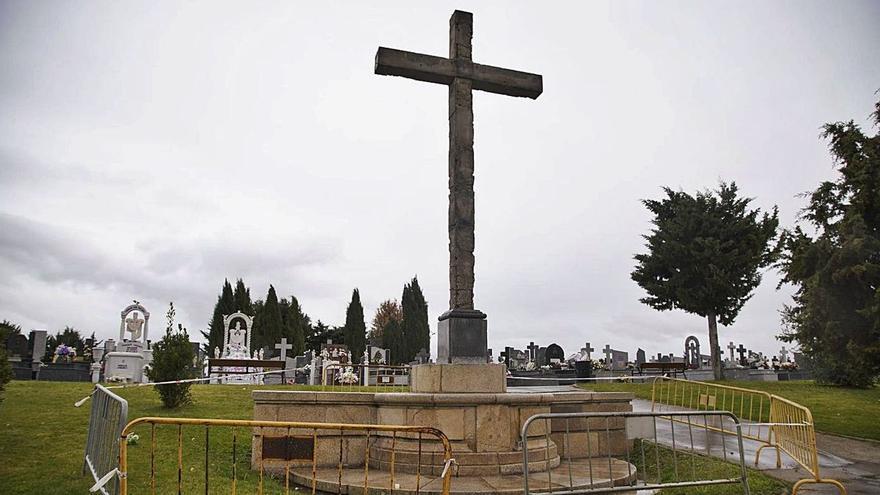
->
<box><xmin>100</xmin><ymin>302</ymin><xmax>153</xmax><ymax>383</ymax></box>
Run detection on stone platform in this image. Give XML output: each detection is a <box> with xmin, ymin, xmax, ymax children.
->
<box><xmin>252</xmin><ymin>381</ymin><xmax>634</xmax><ymax>494</ymax></box>
<box><xmin>290</xmin><ymin>457</ymin><xmax>637</xmax><ymax>494</ymax></box>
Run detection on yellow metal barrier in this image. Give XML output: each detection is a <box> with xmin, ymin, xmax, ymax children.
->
<box><xmin>650</xmin><ymin>377</ymin><xmax>845</xmax><ymax>494</ymax></box>
<box><xmin>117</xmin><ymin>417</ymin><xmax>454</xmax><ymax>495</ymax></box>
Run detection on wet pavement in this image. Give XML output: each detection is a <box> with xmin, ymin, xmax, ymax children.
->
<box><xmin>630</xmin><ymin>399</ymin><xmax>880</xmax><ymax>494</ymax></box>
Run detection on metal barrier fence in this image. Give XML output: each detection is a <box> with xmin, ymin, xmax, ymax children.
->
<box><xmin>321</xmin><ymin>363</ymin><xmax>410</xmax><ymax>391</ymax></box>
<box><xmin>521</xmin><ymin>410</ymin><xmax>751</xmax><ymax>494</ymax></box>
<box><xmin>83</xmin><ymin>385</ymin><xmax>129</xmax><ymax>495</ymax></box>
<box><xmin>650</xmin><ymin>377</ymin><xmax>846</xmax><ymax>495</ymax></box>
<box><xmin>117</xmin><ymin>417</ymin><xmax>454</xmax><ymax>495</ymax></box>
<box><xmin>650</xmin><ymin>376</ymin><xmax>774</xmax><ymax>445</ymax></box>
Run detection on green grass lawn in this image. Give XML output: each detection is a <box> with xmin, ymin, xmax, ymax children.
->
<box><xmin>0</xmin><ymin>381</ymin><xmax>400</xmax><ymax>495</ymax></box>
<box><xmin>633</xmin><ymin>440</ymin><xmax>789</xmax><ymax>495</ymax></box>
<box><xmin>0</xmin><ymin>380</ymin><xmax>837</xmax><ymax>494</ymax></box>
<box><xmin>580</xmin><ymin>379</ymin><xmax>880</xmax><ymax>441</ymax></box>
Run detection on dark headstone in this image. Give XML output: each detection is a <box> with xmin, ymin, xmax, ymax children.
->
<box><xmin>6</xmin><ymin>334</ymin><xmax>28</xmax><ymax>358</ymax></box>
<box><xmin>535</xmin><ymin>347</ymin><xmax>547</xmax><ymax>367</ymax></box>
<box><xmin>546</xmin><ymin>343</ymin><xmax>565</xmax><ymax>365</ymax></box>
<box><xmin>636</xmin><ymin>348</ymin><xmax>646</xmax><ymax>366</ymax></box>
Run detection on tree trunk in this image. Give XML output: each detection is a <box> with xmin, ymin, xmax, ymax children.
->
<box><xmin>707</xmin><ymin>311</ymin><xmax>723</xmax><ymax>380</ymax></box>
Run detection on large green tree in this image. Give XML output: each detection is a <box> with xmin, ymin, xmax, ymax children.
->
<box><xmin>632</xmin><ymin>182</ymin><xmax>779</xmax><ymax>380</ymax></box>
<box><xmin>254</xmin><ymin>285</ymin><xmax>283</xmax><ymax>351</ymax></box>
<box><xmin>777</xmin><ymin>99</ymin><xmax>880</xmax><ymax>388</ymax></box>
<box><xmin>202</xmin><ymin>279</ymin><xmax>234</xmax><ymax>356</ymax></box>
<box><xmin>402</xmin><ymin>277</ymin><xmax>430</xmax><ymax>363</ymax></box>
<box><xmin>343</xmin><ymin>289</ymin><xmax>367</xmax><ymax>363</ymax></box>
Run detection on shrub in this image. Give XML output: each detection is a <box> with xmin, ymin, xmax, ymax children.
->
<box><xmin>146</xmin><ymin>303</ymin><xmax>196</xmax><ymax>408</ymax></box>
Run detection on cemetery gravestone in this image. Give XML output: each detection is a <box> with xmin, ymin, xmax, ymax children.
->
<box><xmin>684</xmin><ymin>335</ymin><xmax>700</xmax><ymax>369</ymax></box>
<box><xmin>611</xmin><ymin>349</ymin><xmax>628</xmax><ymax>370</ymax></box>
<box><xmin>545</xmin><ymin>343</ymin><xmax>564</xmax><ymax>365</ymax></box>
<box><xmin>636</xmin><ymin>348</ymin><xmax>646</xmax><ymax>366</ymax></box>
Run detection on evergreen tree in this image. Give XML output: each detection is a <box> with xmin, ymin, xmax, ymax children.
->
<box><xmin>777</xmin><ymin>99</ymin><xmax>880</xmax><ymax>387</ymax></box>
<box><xmin>201</xmin><ymin>279</ymin><xmax>234</xmax><ymax>356</ymax></box>
<box><xmin>402</xmin><ymin>277</ymin><xmax>430</xmax><ymax>362</ymax></box>
<box><xmin>343</xmin><ymin>289</ymin><xmax>367</xmax><ymax>363</ymax></box>
<box><xmin>383</xmin><ymin>319</ymin><xmax>406</xmax><ymax>365</ymax></box>
<box><xmin>631</xmin><ymin>182</ymin><xmax>779</xmax><ymax>380</ymax></box>
<box><xmin>147</xmin><ymin>302</ymin><xmax>196</xmax><ymax>408</ymax></box>
<box><xmin>307</xmin><ymin>320</ymin><xmax>333</xmax><ymax>353</ymax></box>
<box><xmin>233</xmin><ymin>278</ymin><xmax>253</xmax><ymax>314</ymax></box>
<box><xmin>286</xmin><ymin>295</ymin><xmax>309</xmax><ymax>356</ymax></box>
<box><xmin>255</xmin><ymin>286</ymin><xmax>283</xmax><ymax>351</ymax></box>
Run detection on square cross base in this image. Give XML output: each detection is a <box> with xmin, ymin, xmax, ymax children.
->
<box><xmin>437</xmin><ymin>309</ymin><xmax>488</xmax><ymax>364</ymax></box>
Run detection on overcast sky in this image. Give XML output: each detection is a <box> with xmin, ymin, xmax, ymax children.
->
<box><xmin>1</xmin><ymin>1</ymin><xmax>878</xmax><ymax>361</ymax></box>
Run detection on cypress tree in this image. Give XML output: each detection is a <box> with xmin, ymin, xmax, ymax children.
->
<box><xmin>233</xmin><ymin>278</ymin><xmax>253</xmax><ymax>314</ymax></box>
<box><xmin>255</xmin><ymin>285</ymin><xmax>283</xmax><ymax>351</ymax></box>
<box><xmin>202</xmin><ymin>279</ymin><xmax>234</xmax><ymax>356</ymax></box>
<box><xmin>402</xmin><ymin>277</ymin><xmax>430</xmax><ymax>362</ymax></box>
<box><xmin>383</xmin><ymin>319</ymin><xmax>406</xmax><ymax>365</ymax></box>
<box><xmin>286</xmin><ymin>295</ymin><xmax>309</xmax><ymax>356</ymax></box>
<box><xmin>343</xmin><ymin>289</ymin><xmax>367</xmax><ymax>363</ymax></box>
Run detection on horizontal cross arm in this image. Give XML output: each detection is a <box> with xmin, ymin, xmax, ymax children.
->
<box><xmin>375</xmin><ymin>47</ymin><xmax>542</xmax><ymax>99</ymax></box>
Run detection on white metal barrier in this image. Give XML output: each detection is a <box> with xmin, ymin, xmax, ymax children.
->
<box><xmin>82</xmin><ymin>385</ymin><xmax>129</xmax><ymax>495</ymax></box>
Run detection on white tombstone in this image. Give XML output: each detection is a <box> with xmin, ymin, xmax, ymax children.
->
<box><xmin>103</xmin><ymin>302</ymin><xmax>151</xmax><ymax>383</ymax></box>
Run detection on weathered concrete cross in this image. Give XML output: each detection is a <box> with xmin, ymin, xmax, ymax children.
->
<box><xmin>275</xmin><ymin>338</ymin><xmax>292</xmax><ymax>362</ymax></box>
<box><xmin>779</xmin><ymin>346</ymin><xmax>788</xmax><ymax>362</ymax></box>
<box><xmin>582</xmin><ymin>342</ymin><xmax>595</xmax><ymax>361</ymax></box>
<box><xmin>727</xmin><ymin>341</ymin><xmax>736</xmax><ymax>363</ymax></box>
<box><xmin>527</xmin><ymin>341</ymin><xmax>539</xmax><ymax>362</ymax></box>
<box><xmin>375</xmin><ymin>10</ymin><xmax>542</xmax><ymax>312</ymax></box>
<box><xmin>736</xmin><ymin>344</ymin><xmax>747</xmax><ymax>365</ymax></box>
<box><xmin>603</xmin><ymin>344</ymin><xmax>613</xmax><ymax>368</ymax></box>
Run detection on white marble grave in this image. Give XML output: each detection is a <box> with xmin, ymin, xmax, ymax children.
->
<box><xmin>102</xmin><ymin>302</ymin><xmax>152</xmax><ymax>383</ymax></box>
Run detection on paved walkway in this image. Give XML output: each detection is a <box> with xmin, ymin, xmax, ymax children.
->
<box><xmin>630</xmin><ymin>398</ymin><xmax>879</xmax><ymax>494</ymax></box>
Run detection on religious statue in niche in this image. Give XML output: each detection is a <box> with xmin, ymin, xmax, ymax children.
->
<box><xmin>125</xmin><ymin>311</ymin><xmax>145</xmax><ymax>341</ymax></box>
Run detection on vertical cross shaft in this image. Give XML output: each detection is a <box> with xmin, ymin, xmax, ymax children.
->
<box><xmin>448</xmin><ymin>11</ymin><xmax>475</xmax><ymax>310</ymax></box>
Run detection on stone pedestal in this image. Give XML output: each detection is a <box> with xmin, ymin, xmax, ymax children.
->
<box><xmin>410</xmin><ymin>363</ymin><xmax>506</xmax><ymax>393</ymax></box>
<box><xmin>437</xmin><ymin>309</ymin><xmax>487</xmax><ymax>364</ymax></box>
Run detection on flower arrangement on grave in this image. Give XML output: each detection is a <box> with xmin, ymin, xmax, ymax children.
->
<box><xmin>591</xmin><ymin>359</ymin><xmax>604</xmax><ymax>369</ymax></box>
<box><xmin>337</xmin><ymin>366</ymin><xmax>358</xmax><ymax>385</ymax></box>
<box><xmin>53</xmin><ymin>343</ymin><xmax>77</xmax><ymax>363</ymax></box>
<box><xmin>525</xmin><ymin>361</ymin><xmax>537</xmax><ymax>371</ymax></box>
<box><xmin>779</xmin><ymin>361</ymin><xmax>798</xmax><ymax>371</ymax></box>
<box><xmin>126</xmin><ymin>433</ymin><xmax>140</xmax><ymax>445</ymax></box>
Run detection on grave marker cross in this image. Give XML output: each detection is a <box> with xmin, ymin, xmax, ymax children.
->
<box><xmin>275</xmin><ymin>338</ymin><xmax>292</xmax><ymax>361</ymax></box>
<box><xmin>736</xmin><ymin>344</ymin><xmax>747</xmax><ymax>365</ymax></box>
<box><xmin>375</xmin><ymin>10</ymin><xmax>542</xmax><ymax>311</ymax></box>
<box><xmin>603</xmin><ymin>345</ymin><xmax>613</xmax><ymax>368</ymax></box>
<box><xmin>582</xmin><ymin>342</ymin><xmax>595</xmax><ymax>361</ymax></box>
<box><xmin>727</xmin><ymin>341</ymin><xmax>736</xmax><ymax>363</ymax></box>
<box><xmin>779</xmin><ymin>346</ymin><xmax>789</xmax><ymax>362</ymax></box>
<box><xmin>527</xmin><ymin>342</ymin><xmax>539</xmax><ymax>363</ymax></box>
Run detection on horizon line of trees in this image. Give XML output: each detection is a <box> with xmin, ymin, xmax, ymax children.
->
<box><xmin>203</xmin><ymin>276</ymin><xmax>429</xmax><ymax>365</ymax></box>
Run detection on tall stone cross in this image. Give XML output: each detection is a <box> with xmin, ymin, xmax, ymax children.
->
<box><xmin>375</xmin><ymin>10</ymin><xmax>542</xmax><ymax>364</ymax></box>
<box><xmin>727</xmin><ymin>341</ymin><xmax>736</xmax><ymax>363</ymax></box>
